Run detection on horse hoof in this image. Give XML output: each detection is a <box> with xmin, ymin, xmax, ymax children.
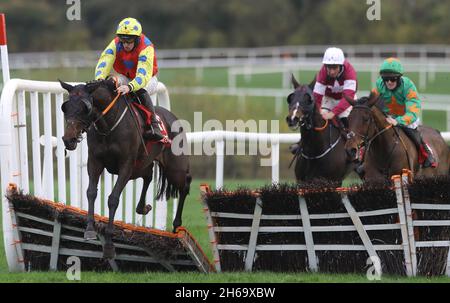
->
<box><xmin>136</xmin><ymin>204</ymin><xmax>152</xmax><ymax>215</ymax></box>
<box><xmin>84</xmin><ymin>230</ymin><xmax>97</xmax><ymax>240</ymax></box>
<box><xmin>172</xmin><ymin>222</ymin><xmax>181</xmax><ymax>233</ymax></box>
<box><xmin>103</xmin><ymin>244</ymin><xmax>116</xmax><ymax>260</ymax></box>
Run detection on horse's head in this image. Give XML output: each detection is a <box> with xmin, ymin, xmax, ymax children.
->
<box><xmin>285</xmin><ymin>75</ymin><xmax>315</xmax><ymax>131</ymax></box>
<box><xmin>344</xmin><ymin>95</ymin><xmax>379</xmax><ymax>161</ymax></box>
<box><xmin>59</xmin><ymin>78</ymin><xmax>116</xmax><ymax>150</ymax></box>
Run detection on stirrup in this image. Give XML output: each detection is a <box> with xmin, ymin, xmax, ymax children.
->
<box><xmin>144</xmin><ymin>124</ymin><xmax>164</xmax><ymax>141</ymax></box>
<box><xmin>422</xmin><ymin>158</ymin><xmax>437</xmax><ymax>169</ymax></box>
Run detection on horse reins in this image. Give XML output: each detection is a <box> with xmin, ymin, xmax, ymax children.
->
<box><xmin>101</xmin><ymin>92</ymin><xmax>121</xmax><ymax>116</ymax></box>
<box><xmin>299</xmin><ymin>115</ymin><xmax>341</xmax><ymax>160</ymax></box>
<box><xmin>314</xmin><ymin>119</ymin><xmax>328</xmax><ymax>132</ymax></box>
<box><xmin>92</xmin><ymin>92</ymin><xmax>129</xmax><ymax>136</ymax></box>
<box><xmin>91</xmin><ymin>77</ymin><xmax>128</xmax><ymax>136</ymax></box>
<box><xmin>124</xmin><ymin>94</ymin><xmax>149</xmax><ymax>156</ymax></box>
<box><xmin>350</xmin><ymin>106</ymin><xmax>413</xmax><ymax>172</ymax></box>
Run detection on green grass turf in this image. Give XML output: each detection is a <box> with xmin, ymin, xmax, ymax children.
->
<box><xmin>1</xmin><ymin>270</ymin><xmax>450</xmax><ymax>283</ymax></box>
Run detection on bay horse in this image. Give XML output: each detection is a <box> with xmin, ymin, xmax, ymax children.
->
<box><xmin>59</xmin><ymin>78</ymin><xmax>191</xmax><ymax>259</ymax></box>
<box><xmin>286</xmin><ymin>75</ymin><xmax>355</xmax><ymax>184</ymax></box>
<box><xmin>344</xmin><ymin>94</ymin><xmax>450</xmax><ymax>181</ymax></box>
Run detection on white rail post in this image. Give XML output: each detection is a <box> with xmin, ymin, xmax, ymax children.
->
<box><xmin>392</xmin><ymin>175</ymin><xmax>414</xmax><ymax>277</ymax></box>
<box><xmin>401</xmin><ymin>173</ymin><xmax>417</xmax><ymax>276</ymax></box>
<box><xmin>55</xmin><ymin>93</ymin><xmax>66</xmax><ymax>202</ymax></box>
<box><xmin>42</xmin><ymin>92</ymin><xmax>54</xmax><ymax>201</ymax></box>
<box><xmin>216</xmin><ymin>138</ymin><xmax>225</xmax><ymax>190</ymax></box>
<box><xmin>271</xmin><ymin>142</ymin><xmax>279</xmax><ymax>184</ymax></box>
<box><xmin>30</xmin><ymin>91</ymin><xmax>42</xmax><ymax>196</ymax></box>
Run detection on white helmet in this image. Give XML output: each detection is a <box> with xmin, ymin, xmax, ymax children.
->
<box><xmin>322</xmin><ymin>47</ymin><xmax>345</xmax><ymax>65</ymax></box>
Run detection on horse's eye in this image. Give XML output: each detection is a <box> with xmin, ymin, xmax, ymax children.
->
<box><xmin>61</xmin><ymin>102</ymin><xmax>68</xmax><ymax>113</ymax></box>
<box><xmin>286</xmin><ymin>93</ymin><xmax>294</xmax><ymax>104</ymax></box>
<box><xmin>363</xmin><ymin>116</ymin><xmax>370</xmax><ymax>122</ymax></box>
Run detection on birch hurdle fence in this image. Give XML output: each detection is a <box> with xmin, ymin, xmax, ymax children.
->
<box><xmin>201</xmin><ymin>173</ymin><xmax>450</xmax><ymax>277</ymax></box>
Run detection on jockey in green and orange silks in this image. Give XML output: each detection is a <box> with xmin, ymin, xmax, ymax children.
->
<box><xmin>371</xmin><ymin>58</ymin><xmax>436</xmax><ymax>168</ymax></box>
<box><xmin>94</xmin><ymin>17</ymin><xmax>163</xmax><ymax>141</ymax></box>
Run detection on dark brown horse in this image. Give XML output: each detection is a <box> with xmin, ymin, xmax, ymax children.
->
<box><xmin>286</xmin><ymin>76</ymin><xmax>355</xmax><ymax>184</ymax></box>
<box><xmin>345</xmin><ymin>95</ymin><xmax>450</xmax><ymax>180</ymax></box>
<box><xmin>59</xmin><ymin>78</ymin><xmax>191</xmax><ymax>259</ymax></box>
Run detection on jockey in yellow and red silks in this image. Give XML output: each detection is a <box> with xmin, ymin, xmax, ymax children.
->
<box><xmin>94</xmin><ymin>17</ymin><xmax>163</xmax><ymax>140</ymax></box>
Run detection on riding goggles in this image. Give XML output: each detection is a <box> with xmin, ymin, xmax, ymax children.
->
<box><xmin>382</xmin><ymin>76</ymin><xmax>401</xmax><ymax>83</ymax></box>
<box><xmin>119</xmin><ymin>37</ymin><xmax>136</xmax><ymax>44</ymax></box>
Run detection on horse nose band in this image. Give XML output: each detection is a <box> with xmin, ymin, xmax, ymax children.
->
<box><xmin>346</xmin><ymin>131</ymin><xmax>355</xmax><ymax>140</ymax></box>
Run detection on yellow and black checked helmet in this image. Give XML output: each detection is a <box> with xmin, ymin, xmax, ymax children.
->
<box><xmin>116</xmin><ymin>17</ymin><xmax>142</xmax><ymax>39</ymax></box>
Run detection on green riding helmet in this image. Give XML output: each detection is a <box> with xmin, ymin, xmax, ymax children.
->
<box><xmin>380</xmin><ymin>57</ymin><xmax>404</xmax><ymax>76</ymax></box>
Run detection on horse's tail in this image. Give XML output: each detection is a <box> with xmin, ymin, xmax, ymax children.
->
<box><xmin>155</xmin><ymin>163</ymin><xmax>191</xmax><ymax>200</ymax></box>
<box><xmin>155</xmin><ymin>163</ymin><xmax>178</xmax><ymax>200</ymax></box>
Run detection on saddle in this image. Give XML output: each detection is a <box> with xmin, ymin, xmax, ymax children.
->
<box><xmin>130</xmin><ymin>102</ymin><xmax>171</xmax><ymax>148</ymax></box>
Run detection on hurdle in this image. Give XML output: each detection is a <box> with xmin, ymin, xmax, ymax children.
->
<box><xmin>5</xmin><ymin>183</ymin><xmax>213</xmax><ymax>273</ymax></box>
<box><xmin>200</xmin><ymin>175</ymin><xmax>450</xmax><ymax>276</ymax></box>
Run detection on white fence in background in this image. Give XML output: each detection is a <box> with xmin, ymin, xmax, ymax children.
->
<box><xmin>171</xmin><ymin>86</ymin><xmax>450</xmax><ymax>130</ymax></box>
<box><xmin>4</xmin><ymin>44</ymin><xmax>450</xmax><ymax>70</ymax></box>
<box><xmin>187</xmin><ymin>131</ymin><xmax>450</xmax><ymax>191</ymax></box>
<box><xmin>227</xmin><ymin>58</ymin><xmax>450</xmax><ymax>91</ymax></box>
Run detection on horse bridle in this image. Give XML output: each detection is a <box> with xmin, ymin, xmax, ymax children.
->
<box><xmin>63</xmin><ymin>95</ymin><xmax>95</xmax><ymax>135</ymax></box>
<box><xmin>288</xmin><ymin>90</ymin><xmax>342</xmax><ymax>160</ymax></box>
<box><xmin>288</xmin><ymin>89</ymin><xmax>316</xmax><ymax>131</ymax></box>
<box><xmin>346</xmin><ymin>105</ymin><xmax>393</xmax><ymax>154</ymax></box>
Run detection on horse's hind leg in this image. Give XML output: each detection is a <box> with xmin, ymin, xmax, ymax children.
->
<box><xmin>136</xmin><ymin>173</ymin><xmax>153</xmax><ymax>215</ymax></box>
<box><xmin>170</xmin><ymin>171</ymin><xmax>192</xmax><ymax>232</ymax></box>
<box><xmin>85</xmin><ymin>158</ymin><xmax>104</xmax><ymax>240</ymax></box>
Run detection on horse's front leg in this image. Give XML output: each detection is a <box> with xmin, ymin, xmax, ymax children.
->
<box><xmin>136</xmin><ymin>175</ymin><xmax>153</xmax><ymax>215</ymax></box>
<box><xmin>103</xmin><ymin>160</ymin><xmax>134</xmax><ymax>259</ymax></box>
<box><xmin>84</xmin><ymin>157</ymin><xmax>104</xmax><ymax>240</ymax></box>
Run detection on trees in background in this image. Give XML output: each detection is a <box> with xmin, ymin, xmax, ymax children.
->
<box><xmin>1</xmin><ymin>0</ymin><xmax>450</xmax><ymax>52</ymax></box>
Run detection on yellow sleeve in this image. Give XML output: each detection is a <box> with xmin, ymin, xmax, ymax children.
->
<box><xmin>94</xmin><ymin>39</ymin><xmax>117</xmax><ymax>80</ymax></box>
<box><xmin>128</xmin><ymin>45</ymin><xmax>154</xmax><ymax>91</ymax></box>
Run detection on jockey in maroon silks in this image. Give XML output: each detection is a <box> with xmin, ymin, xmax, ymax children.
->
<box><xmin>290</xmin><ymin>47</ymin><xmax>357</xmax><ymax>155</ymax></box>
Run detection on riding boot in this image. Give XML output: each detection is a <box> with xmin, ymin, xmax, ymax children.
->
<box><xmin>402</xmin><ymin>127</ymin><xmax>437</xmax><ymax>168</ymax></box>
<box><xmin>136</xmin><ymin>89</ymin><xmax>164</xmax><ymax>141</ymax></box>
<box><xmin>421</xmin><ymin>142</ymin><xmax>437</xmax><ymax>168</ymax></box>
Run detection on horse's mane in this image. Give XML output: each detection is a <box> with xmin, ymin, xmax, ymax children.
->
<box><xmin>86</xmin><ymin>78</ymin><xmax>117</xmax><ymax>97</ymax></box>
<box><xmin>354</xmin><ymin>97</ymin><xmax>391</xmax><ymax>130</ymax></box>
